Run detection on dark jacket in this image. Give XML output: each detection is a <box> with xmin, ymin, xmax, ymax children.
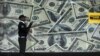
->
<box><xmin>18</xmin><ymin>21</ymin><xmax>33</xmax><ymax>37</ymax></box>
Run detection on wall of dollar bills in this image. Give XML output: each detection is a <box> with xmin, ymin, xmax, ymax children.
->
<box><xmin>0</xmin><ymin>0</ymin><xmax>100</xmax><ymax>52</ymax></box>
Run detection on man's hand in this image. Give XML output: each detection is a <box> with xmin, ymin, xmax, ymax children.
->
<box><xmin>30</xmin><ymin>21</ymin><xmax>33</xmax><ymax>25</ymax></box>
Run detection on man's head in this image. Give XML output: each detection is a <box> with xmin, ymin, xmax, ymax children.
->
<box><xmin>19</xmin><ymin>15</ymin><xmax>26</xmax><ymax>21</ymax></box>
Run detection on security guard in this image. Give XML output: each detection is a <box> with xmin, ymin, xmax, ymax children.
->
<box><xmin>18</xmin><ymin>15</ymin><xmax>33</xmax><ymax>53</ymax></box>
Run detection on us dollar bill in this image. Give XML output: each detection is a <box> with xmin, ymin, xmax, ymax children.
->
<box><xmin>93</xmin><ymin>5</ymin><xmax>100</xmax><ymax>12</ymax></box>
<box><xmin>46</xmin><ymin>4</ymin><xmax>73</xmax><ymax>32</ymax></box>
<box><xmin>0</xmin><ymin>2</ymin><xmax>33</xmax><ymax>20</ymax></box>
<box><xmin>4</xmin><ymin>0</ymin><xmax>33</xmax><ymax>4</ymax></box>
<box><xmin>47</xmin><ymin>10</ymin><xmax>87</xmax><ymax>33</ymax></box>
<box><xmin>32</xmin><ymin>8</ymin><xmax>50</xmax><ymax>27</ymax></box>
<box><xmin>87</xmin><ymin>24</ymin><xmax>99</xmax><ymax>41</ymax></box>
<box><xmin>47</xmin><ymin>10</ymin><xmax>61</xmax><ymax>23</ymax></box>
<box><xmin>5</xmin><ymin>0</ymin><xmax>25</xmax><ymax>3</ymax></box>
<box><xmin>35</xmin><ymin>31</ymin><xmax>89</xmax><ymax>52</ymax></box>
<box><xmin>76</xmin><ymin>1</ymin><xmax>91</xmax><ymax>9</ymax></box>
<box><xmin>68</xmin><ymin>38</ymin><xmax>95</xmax><ymax>52</ymax></box>
<box><xmin>33</xmin><ymin>24</ymin><xmax>52</xmax><ymax>35</ymax></box>
<box><xmin>33</xmin><ymin>0</ymin><xmax>44</xmax><ymax>6</ymax></box>
<box><xmin>0</xmin><ymin>19</ymin><xmax>18</xmax><ymax>38</ymax></box>
<box><xmin>59</xmin><ymin>0</ymin><xmax>72</xmax><ymax>15</ymax></box>
<box><xmin>26</xmin><ymin>34</ymin><xmax>38</xmax><ymax>51</ymax></box>
<box><xmin>60</xmin><ymin>19</ymin><xmax>86</xmax><ymax>31</ymax></box>
<box><xmin>0</xmin><ymin>19</ymin><xmax>18</xmax><ymax>41</ymax></box>
<box><xmin>89</xmin><ymin>0</ymin><xmax>100</xmax><ymax>6</ymax></box>
<box><xmin>78</xmin><ymin>20</ymin><xmax>89</xmax><ymax>31</ymax></box>
<box><xmin>0</xmin><ymin>20</ymin><xmax>4</xmax><ymax>41</ymax></box>
<box><xmin>46</xmin><ymin>44</ymin><xmax>64</xmax><ymax>52</ymax></box>
<box><xmin>4</xmin><ymin>19</ymin><xmax>18</xmax><ymax>36</ymax></box>
<box><xmin>92</xmin><ymin>25</ymin><xmax>100</xmax><ymax>40</ymax></box>
<box><xmin>40</xmin><ymin>0</ymin><xmax>66</xmax><ymax>13</ymax></box>
<box><xmin>34</xmin><ymin>3</ymin><xmax>42</xmax><ymax>10</ymax></box>
<box><xmin>91</xmin><ymin>40</ymin><xmax>100</xmax><ymax>51</ymax></box>
<box><xmin>33</xmin><ymin>35</ymin><xmax>51</xmax><ymax>52</ymax></box>
<box><xmin>34</xmin><ymin>34</ymin><xmax>69</xmax><ymax>52</ymax></box>
<box><xmin>72</xmin><ymin>2</ymin><xmax>89</xmax><ymax>19</ymax></box>
<box><xmin>73</xmin><ymin>32</ymin><xmax>88</xmax><ymax>41</ymax></box>
<box><xmin>0</xmin><ymin>37</ymin><xmax>19</xmax><ymax>52</ymax></box>
<box><xmin>34</xmin><ymin>33</ymin><xmax>79</xmax><ymax>50</ymax></box>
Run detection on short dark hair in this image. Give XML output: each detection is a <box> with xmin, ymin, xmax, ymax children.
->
<box><xmin>19</xmin><ymin>15</ymin><xmax>26</xmax><ymax>20</ymax></box>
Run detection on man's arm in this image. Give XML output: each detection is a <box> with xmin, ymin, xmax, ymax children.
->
<box><xmin>27</xmin><ymin>21</ymin><xmax>33</xmax><ymax>29</ymax></box>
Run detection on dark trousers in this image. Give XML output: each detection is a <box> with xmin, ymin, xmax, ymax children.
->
<box><xmin>18</xmin><ymin>37</ymin><xmax>27</xmax><ymax>53</ymax></box>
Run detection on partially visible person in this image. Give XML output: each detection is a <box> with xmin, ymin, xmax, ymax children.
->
<box><xmin>18</xmin><ymin>15</ymin><xmax>33</xmax><ymax>53</ymax></box>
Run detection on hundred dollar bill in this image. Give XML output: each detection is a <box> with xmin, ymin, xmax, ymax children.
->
<box><xmin>0</xmin><ymin>19</ymin><xmax>18</xmax><ymax>38</ymax></box>
<box><xmin>76</xmin><ymin>1</ymin><xmax>91</xmax><ymax>9</ymax></box>
<box><xmin>35</xmin><ymin>32</ymin><xmax>87</xmax><ymax>50</ymax></box>
<box><xmin>89</xmin><ymin>2</ymin><xmax>100</xmax><ymax>12</ymax></box>
<box><xmin>33</xmin><ymin>24</ymin><xmax>52</xmax><ymax>35</ymax></box>
<box><xmin>59</xmin><ymin>0</ymin><xmax>72</xmax><ymax>15</ymax></box>
<box><xmin>93</xmin><ymin>40</ymin><xmax>100</xmax><ymax>51</ymax></box>
<box><xmin>92</xmin><ymin>25</ymin><xmax>100</xmax><ymax>40</ymax></box>
<box><xmin>72</xmin><ymin>0</ymin><xmax>92</xmax><ymax>6</ymax></box>
<box><xmin>35</xmin><ymin>31</ymin><xmax>89</xmax><ymax>52</ymax></box>
<box><xmin>4</xmin><ymin>0</ymin><xmax>33</xmax><ymax>4</ymax></box>
<box><xmin>91</xmin><ymin>40</ymin><xmax>100</xmax><ymax>51</ymax></box>
<box><xmin>4</xmin><ymin>20</ymin><xmax>18</xmax><ymax>36</ymax></box>
<box><xmin>52</xmin><ymin>20</ymin><xmax>85</xmax><ymax>32</ymax></box>
<box><xmin>68</xmin><ymin>38</ymin><xmax>95</xmax><ymax>52</ymax></box>
<box><xmin>48</xmin><ymin>34</ymin><xmax>69</xmax><ymax>49</ymax></box>
<box><xmin>33</xmin><ymin>0</ymin><xmax>44</xmax><ymax>6</ymax></box>
<box><xmin>32</xmin><ymin>8</ymin><xmax>50</xmax><ymax>27</ymax></box>
<box><xmin>87</xmin><ymin>24</ymin><xmax>99</xmax><ymax>41</ymax></box>
<box><xmin>5</xmin><ymin>0</ymin><xmax>25</xmax><ymax>3</ymax></box>
<box><xmin>59</xmin><ymin>19</ymin><xmax>86</xmax><ymax>31</ymax></box>
<box><xmin>35</xmin><ymin>30</ymin><xmax>87</xmax><ymax>36</ymax></box>
<box><xmin>0</xmin><ymin>2</ymin><xmax>33</xmax><ymax>20</ymax></box>
<box><xmin>72</xmin><ymin>32</ymin><xmax>88</xmax><ymax>41</ymax></box>
<box><xmin>78</xmin><ymin>19</ymin><xmax>90</xmax><ymax>31</ymax></box>
<box><xmin>93</xmin><ymin>5</ymin><xmax>100</xmax><ymax>12</ymax></box>
<box><xmin>6</xmin><ymin>33</ymin><xmax>38</xmax><ymax>52</ymax></box>
<box><xmin>47</xmin><ymin>10</ymin><xmax>61</xmax><ymax>23</ymax></box>
<box><xmin>47</xmin><ymin>6</ymin><xmax>73</xmax><ymax>32</ymax></box>
<box><xmin>0</xmin><ymin>37</ymin><xmax>19</xmax><ymax>52</ymax></box>
<box><xmin>47</xmin><ymin>8</ymin><xmax>87</xmax><ymax>32</ymax></box>
<box><xmin>40</xmin><ymin>0</ymin><xmax>66</xmax><ymax>13</ymax></box>
<box><xmin>26</xmin><ymin>34</ymin><xmax>38</xmax><ymax>51</ymax></box>
<box><xmin>0</xmin><ymin>21</ymin><xmax>4</xmax><ymax>41</ymax></box>
<box><xmin>33</xmin><ymin>35</ymin><xmax>51</xmax><ymax>52</ymax></box>
<box><xmin>89</xmin><ymin>0</ymin><xmax>100</xmax><ymax>6</ymax></box>
<box><xmin>34</xmin><ymin>34</ymin><xmax>69</xmax><ymax>52</ymax></box>
<box><xmin>72</xmin><ymin>2</ymin><xmax>89</xmax><ymax>19</ymax></box>
<box><xmin>46</xmin><ymin>44</ymin><xmax>64</xmax><ymax>52</ymax></box>
<box><xmin>0</xmin><ymin>19</ymin><xmax>18</xmax><ymax>41</ymax></box>
<box><xmin>34</xmin><ymin>3</ymin><xmax>41</xmax><ymax>10</ymax></box>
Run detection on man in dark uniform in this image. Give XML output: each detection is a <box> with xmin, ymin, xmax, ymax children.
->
<box><xmin>18</xmin><ymin>15</ymin><xmax>33</xmax><ymax>53</ymax></box>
